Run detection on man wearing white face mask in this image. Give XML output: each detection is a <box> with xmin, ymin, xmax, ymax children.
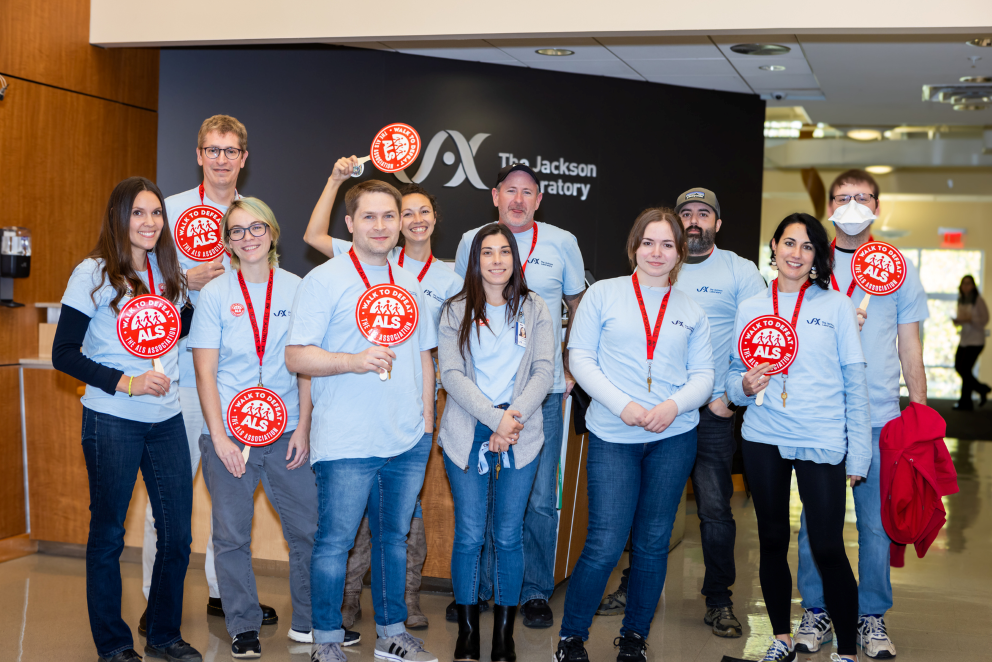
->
<box><xmin>792</xmin><ymin>170</ymin><xmax>928</xmax><ymax>660</ymax></box>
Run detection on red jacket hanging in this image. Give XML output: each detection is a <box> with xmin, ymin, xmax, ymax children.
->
<box><xmin>879</xmin><ymin>402</ymin><xmax>959</xmax><ymax>567</ymax></box>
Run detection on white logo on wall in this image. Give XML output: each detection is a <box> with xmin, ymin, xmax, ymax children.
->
<box><xmin>394</xmin><ymin>130</ymin><xmax>598</xmax><ymax>201</ymax></box>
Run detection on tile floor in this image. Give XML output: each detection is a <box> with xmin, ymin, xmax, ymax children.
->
<box><xmin>1</xmin><ymin>438</ymin><xmax>988</xmax><ymax>662</ymax></box>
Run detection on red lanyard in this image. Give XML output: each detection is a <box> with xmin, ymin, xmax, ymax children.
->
<box><xmin>771</xmin><ymin>278</ymin><xmax>812</xmax><ymax>377</ymax></box>
<box><xmin>145</xmin><ymin>258</ymin><xmax>155</xmax><ymax>294</ymax></box>
<box><xmin>199</xmin><ymin>182</ymin><xmax>239</xmax><ymax>205</ymax></box>
<box><xmin>631</xmin><ymin>272</ymin><xmax>672</xmax><ymax>392</ymax></box>
<box><xmin>829</xmin><ymin>236</ymin><xmax>873</xmax><ymax>297</ymax></box>
<box><xmin>397</xmin><ymin>248</ymin><xmax>432</xmax><ymax>282</ymax></box>
<box><xmin>237</xmin><ymin>268</ymin><xmax>274</xmax><ymax>386</ymax></box>
<box><xmin>349</xmin><ymin>248</ymin><xmax>394</xmax><ymax>288</ymax></box>
<box><xmin>500</xmin><ymin>222</ymin><xmax>540</xmax><ymax>275</ymax></box>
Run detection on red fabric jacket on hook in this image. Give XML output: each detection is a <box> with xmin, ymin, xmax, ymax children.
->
<box><xmin>879</xmin><ymin>402</ymin><xmax>959</xmax><ymax>567</ymax></box>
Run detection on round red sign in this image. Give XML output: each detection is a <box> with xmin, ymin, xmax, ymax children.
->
<box><xmin>737</xmin><ymin>314</ymin><xmax>799</xmax><ymax>376</ymax></box>
<box><xmin>116</xmin><ymin>295</ymin><xmax>181</xmax><ymax>359</ymax></box>
<box><xmin>355</xmin><ymin>284</ymin><xmax>420</xmax><ymax>346</ymax></box>
<box><xmin>226</xmin><ymin>386</ymin><xmax>288</xmax><ymax>447</ymax></box>
<box><xmin>174</xmin><ymin>205</ymin><xmax>226</xmax><ymax>262</ymax></box>
<box><xmin>369</xmin><ymin>123</ymin><xmax>421</xmax><ymax>173</ymax></box>
<box><xmin>851</xmin><ymin>241</ymin><xmax>907</xmax><ymax>296</ymax></box>
<box><xmin>230</xmin><ymin>303</ymin><xmax>245</xmax><ymax>317</ymax></box>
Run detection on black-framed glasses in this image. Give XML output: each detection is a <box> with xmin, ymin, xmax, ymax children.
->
<box><xmin>831</xmin><ymin>193</ymin><xmax>877</xmax><ymax>205</ymax></box>
<box><xmin>201</xmin><ymin>146</ymin><xmax>244</xmax><ymax>160</ymax></box>
<box><xmin>228</xmin><ymin>223</ymin><xmax>268</xmax><ymax>241</ymax></box>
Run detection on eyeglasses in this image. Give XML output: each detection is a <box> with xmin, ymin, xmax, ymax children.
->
<box><xmin>201</xmin><ymin>146</ymin><xmax>244</xmax><ymax>160</ymax></box>
<box><xmin>228</xmin><ymin>223</ymin><xmax>268</xmax><ymax>241</ymax></box>
<box><xmin>831</xmin><ymin>193</ymin><xmax>877</xmax><ymax>205</ymax></box>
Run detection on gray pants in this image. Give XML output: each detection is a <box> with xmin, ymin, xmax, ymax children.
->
<box><xmin>199</xmin><ymin>431</ymin><xmax>318</xmax><ymax>636</ymax></box>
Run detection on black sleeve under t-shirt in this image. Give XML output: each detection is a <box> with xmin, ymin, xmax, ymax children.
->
<box><xmin>52</xmin><ymin>305</ymin><xmax>124</xmax><ymax>395</ymax></box>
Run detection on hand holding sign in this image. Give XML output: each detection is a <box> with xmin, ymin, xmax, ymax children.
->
<box><xmin>850</xmin><ymin>241</ymin><xmax>908</xmax><ymax>317</ymax></box>
<box><xmin>737</xmin><ymin>314</ymin><xmax>799</xmax><ymax>406</ymax></box>
<box><xmin>354</xmin><ymin>283</ymin><xmax>420</xmax><ymax>381</ymax></box>
<box><xmin>227</xmin><ymin>386</ymin><xmax>289</xmax><ymax>464</ymax></box>
<box><xmin>351</xmin><ymin>123</ymin><xmax>421</xmax><ymax>177</ymax></box>
<box><xmin>117</xmin><ymin>294</ymin><xmax>181</xmax><ymax>386</ymax></box>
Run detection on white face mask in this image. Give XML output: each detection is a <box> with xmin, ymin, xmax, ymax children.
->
<box><xmin>829</xmin><ymin>200</ymin><xmax>876</xmax><ymax>237</ymax></box>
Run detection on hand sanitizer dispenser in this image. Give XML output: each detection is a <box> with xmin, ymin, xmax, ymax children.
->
<box><xmin>1</xmin><ymin>227</ymin><xmax>31</xmax><ymax>307</ymax></box>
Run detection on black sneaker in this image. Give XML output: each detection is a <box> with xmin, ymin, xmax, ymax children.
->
<box><xmin>555</xmin><ymin>637</ymin><xmax>589</xmax><ymax>662</ymax></box>
<box><xmin>344</xmin><ymin>630</ymin><xmax>362</xmax><ymax>647</ymax></box>
<box><xmin>232</xmin><ymin>632</ymin><xmax>261</xmax><ymax>659</ymax></box>
<box><xmin>207</xmin><ymin>598</ymin><xmax>278</xmax><ymax>625</ymax></box>
<box><xmin>520</xmin><ymin>598</ymin><xmax>553</xmax><ymax>629</ymax></box>
<box><xmin>614</xmin><ymin>632</ymin><xmax>647</xmax><ymax>662</ymax></box>
<box><xmin>144</xmin><ymin>639</ymin><xmax>203</xmax><ymax>662</ymax></box>
<box><xmin>138</xmin><ymin>608</ymin><xmax>148</xmax><ymax>637</ymax></box>
<box><xmin>704</xmin><ymin>606</ymin><xmax>742</xmax><ymax>638</ymax></box>
<box><xmin>445</xmin><ymin>598</ymin><xmax>490</xmax><ymax>622</ymax></box>
<box><xmin>100</xmin><ymin>650</ymin><xmax>143</xmax><ymax>662</ymax></box>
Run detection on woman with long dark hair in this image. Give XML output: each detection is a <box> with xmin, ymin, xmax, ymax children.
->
<box><xmin>554</xmin><ymin>208</ymin><xmax>713</xmax><ymax>662</ymax></box>
<box><xmin>727</xmin><ymin>213</ymin><xmax>869</xmax><ymax>662</ymax></box>
<box><xmin>437</xmin><ymin>223</ymin><xmax>555</xmax><ymax>662</ymax></box>
<box><xmin>53</xmin><ymin>177</ymin><xmax>200</xmax><ymax>662</ymax></box>
<box><xmin>952</xmin><ymin>274</ymin><xmax>990</xmax><ymax>409</ymax></box>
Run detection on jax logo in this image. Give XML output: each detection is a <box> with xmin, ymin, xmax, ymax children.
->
<box><xmin>670</xmin><ymin>319</ymin><xmax>695</xmax><ymax>331</ymax></box>
<box><xmin>273</xmin><ymin>310</ymin><xmax>289</xmax><ymax>317</ymax></box>
<box><xmin>807</xmin><ymin>318</ymin><xmax>835</xmax><ymax>328</ymax></box>
<box><xmin>696</xmin><ymin>286</ymin><xmax>724</xmax><ymax>294</ymax></box>
<box><xmin>395</xmin><ymin>130</ymin><xmax>490</xmax><ymax>190</ymax></box>
<box><xmin>528</xmin><ymin>257</ymin><xmax>554</xmax><ymax>268</ymax></box>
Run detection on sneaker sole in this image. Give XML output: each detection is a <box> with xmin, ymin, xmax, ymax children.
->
<box><xmin>711</xmin><ymin>624</ymin><xmax>742</xmax><ymax>638</ymax></box>
<box><xmin>858</xmin><ymin>636</ymin><xmax>896</xmax><ymax>659</ymax></box>
<box><xmin>374</xmin><ymin>651</ymin><xmax>437</xmax><ymax>662</ymax></box>
<box><xmin>288</xmin><ymin>630</ymin><xmax>312</xmax><ymax>643</ymax></box>
<box><xmin>231</xmin><ymin>650</ymin><xmax>261</xmax><ymax>659</ymax></box>
<box><xmin>343</xmin><ymin>633</ymin><xmax>361</xmax><ymax>648</ymax></box>
<box><xmin>523</xmin><ymin>616</ymin><xmax>553</xmax><ymax>629</ymax></box>
<box><xmin>144</xmin><ymin>648</ymin><xmax>204</xmax><ymax>662</ymax></box>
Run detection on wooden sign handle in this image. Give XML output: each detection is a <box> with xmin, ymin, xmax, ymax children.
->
<box><xmin>859</xmin><ymin>293</ymin><xmax>871</xmax><ymax>311</ymax></box>
<box><xmin>152</xmin><ymin>358</ymin><xmax>165</xmax><ymax>374</ymax></box>
<box><xmin>242</xmin><ymin>446</ymin><xmax>251</xmax><ymax>462</ymax></box>
<box><xmin>755</xmin><ymin>388</ymin><xmax>765</xmax><ymax>406</ymax></box>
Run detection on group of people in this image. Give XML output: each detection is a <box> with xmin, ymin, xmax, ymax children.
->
<box><xmin>53</xmin><ymin>113</ymin><xmax>935</xmax><ymax>662</ymax></box>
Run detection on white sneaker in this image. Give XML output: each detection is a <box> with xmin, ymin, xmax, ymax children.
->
<box><xmin>858</xmin><ymin>615</ymin><xmax>897</xmax><ymax>659</ymax></box>
<box><xmin>759</xmin><ymin>639</ymin><xmax>796</xmax><ymax>662</ymax></box>
<box><xmin>794</xmin><ymin>608</ymin><xmax>833</xmax><ymax>653</ymax></box>
<box><xmin>290</xmin><ymin>629</ymin><xmax>313</xmax><ymax>643</ymax></box>
<box><xmin>312</xmin><ymin>643</ymin><xmax>347</xmax><ymax>662</ymax></box>
<box><xmin>830</xmin><ymin>654</ymin><xmax>860</xmax><ymax>662</ymax></box>
<box><xmin>374</xmin><ymin>632</ymin><xmax>437</xmax><ymax>662</ymax></box>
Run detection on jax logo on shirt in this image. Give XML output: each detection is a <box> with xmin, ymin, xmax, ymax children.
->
<box><xmin>807</xmin><ymin>318</ymin><xmax>835</xmax><ymax>329</ymax></box>
<box><xmin>230</xmin><ymin>303</ymin><xmax>245</xmax><ymax>317</ymax></box>
<box><xmin>696</xmin><ymin>286</ymin><xmax>724</xmax><ymax>294</ymax></box>
<box><xmin>527</xmin><ymin>256</ymin><xmax>554</xmax><ymax>269</ymax></box>
<box><xmin>174</xmin><ymin>205</ymin><xmax>226</xmax><ymax>262</ymax></box>
<box><xmin>226</xmin><ymin>386</ymin><xmax>287</xmax><ymax>447</ymax></box>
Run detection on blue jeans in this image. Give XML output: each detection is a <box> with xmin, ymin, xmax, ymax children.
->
<box><xmin>81</xmin><ymin>408</ymin><xmax>192</xmax><ymax>658</ymax></box>
<box><xmin>798</xmin><ymin>426</ymin><xmax>891</xmax><ymax>616</ymax></box>
<box><xmin>690</xmin><ymin>406</ymin><xmax>737</xmax><ymax>608</ymax></box>
<box><xmin>560</xmin><ymin>430</ymin><xmax>696</xmax><ymax>640</ymax></box>
<box><xmin>445</xmin><ymin>421</ymin><xmax>540</xmax><ymax>607</ymax></box>
<box><xmin>311</xmin><ymin>433</ymin><xmax>431</xmax><ymax>643</ymax></box>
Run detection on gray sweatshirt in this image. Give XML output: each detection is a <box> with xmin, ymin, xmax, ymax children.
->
<box><xmin>438</xmin><ymin>292</ymin><xmax>556</xmax><ymax>471</ymax></box>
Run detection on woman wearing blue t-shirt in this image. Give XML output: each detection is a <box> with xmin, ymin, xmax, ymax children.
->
<box><xmin>556</xmin><ymin>208</ymin><xmax>714</xmax><ymax>662</ymax></box>
<box><xmin>728</xmin><ymin>213</ymin><xmax>870</xmax><ymax>662</ymax></box>
<box><xmin>188</xmin><ymin>198</ymin><xmax>322</xmax><ymax>658</ymax></box>
<box><xmin>53</xmin><ymin>177</ymin><xmax>200</xmax><ymax>662</ymax></box>
<box><xmin>437</xmin><ymin>223</ymin><xmax>555</xmax><ymax>662</ymax></box>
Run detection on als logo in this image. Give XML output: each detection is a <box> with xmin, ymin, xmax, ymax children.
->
<box><xmin>395</xmin><ymin>130</ymin><xmax>490</xmax><ymax>190</ymax></box>
<box><xmin>696</xmin><ymin>286</ymin><xmax>723</xmax><ymax>294</ymax></box>
<box><xmin>807</xmin><ymin>318</ymin><xmax>834</xmax><ymax>328</ymax></box>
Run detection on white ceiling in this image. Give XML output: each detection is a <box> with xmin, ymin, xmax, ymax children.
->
<box><xmin>336</xmin><ymin>34</ymin><xmax>992</xmax><ymax>127</ymax></box>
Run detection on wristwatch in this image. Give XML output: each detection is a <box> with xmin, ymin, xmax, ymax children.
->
<box><xmin>720</xmin><ymin>392</ymin><xmax>739</xmax><ymax>412</ymax></box>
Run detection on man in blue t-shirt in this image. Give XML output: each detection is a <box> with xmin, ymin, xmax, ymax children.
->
<box><xmin>454</xmin><ymin>163</ymin><xmax>586</xmax><ymax>629</ymax></box>
<box><xmin>793</xmin><ymin>170</ymin><xmax>928</xmax><ymax>660</ymax></box>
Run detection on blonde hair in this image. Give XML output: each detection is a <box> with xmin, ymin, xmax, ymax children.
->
<box><xmin>221</xmin><ymin>197</ymin><xmax>280</xmax><ymax>270</ymax></box>
<box><xmin>197</xmin><ymin>114</ymin><xmax>248</xmax><ymax>151</ymax></box>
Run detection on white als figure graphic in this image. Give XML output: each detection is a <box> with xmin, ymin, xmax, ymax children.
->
<box><xmin>370</xmin><ymin>297</ymin><xmax>406</xmax><ymax>316</ymax></box>
<box><xmin>864</xmin><ymin>251</ymin><xmax>895</xmax><ymax>281</ymax></box>
<box><xmin>753</xmin><ymin>328</ymin><xmax>787</xmax><ymax>347</ymax></box>
<box><xmin>187</xmin><ymin>217</ymin><xmax>218</xmax><ymax>236</ymax></box>
<box><xmin>384</xmin><ymin>133</ymin><xmax>411</xmax><ymax>163</ymax></box>
<box><xmin>131</xmin><ymin>308</ymin><xmax>168</xmax><ymax>330</ymax></box>
<box><xmin>241</xmin><ymin>399</ymin><xmax>275</xmax><ymax>422</ymax></box>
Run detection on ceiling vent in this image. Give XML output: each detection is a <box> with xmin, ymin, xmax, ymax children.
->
<box><xmin>922</xmin><ymin>82</ymin><xmax>992</xmax><ymax>107</ymax></box>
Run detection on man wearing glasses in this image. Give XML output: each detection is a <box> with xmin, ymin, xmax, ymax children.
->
<box><xmin>139</xmin><ymin>115</ymin><xmax>280</xmax><ymax>631</ymax></box>
<box><xmin>792</xmin><ymin>169</ymin><xmax>928</xmax><ymax>660</ymax></box>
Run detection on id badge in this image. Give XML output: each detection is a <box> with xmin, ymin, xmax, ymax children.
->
<box><xmin>515</xmin><ymin>313</ymin><xmax>527</xmax><ymax>348</ymax></box>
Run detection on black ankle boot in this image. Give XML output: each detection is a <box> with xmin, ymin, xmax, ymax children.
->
<box><xmin>454</xmin><ymin>603</ymin><xmax>480</xmax><ymax>661</ymax></box>
<box><xmin>491</xmin><ymin>604</ymin><xmax>517</xmax><ymax>662</ymax></box>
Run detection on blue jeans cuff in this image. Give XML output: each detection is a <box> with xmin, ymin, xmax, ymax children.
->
<box><xmin>377</xmin><ymin>622</ymin><xmax>407</xmax><ymax>638</ymax></box>
<box><xmin>314</xmin><ymin>628</ymin><xmax>345</xmax><ymax>644</ymax></box>
<box><xmin>520</xmin><ymin>592</ymin><xmax>548</xmax><ymax>604</ymax></box>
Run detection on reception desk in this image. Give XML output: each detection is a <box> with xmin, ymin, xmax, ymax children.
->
<box><xmin>20</xmin><ymin>360</ymin><xmax>685</xmax><ymax>585</ymax></box>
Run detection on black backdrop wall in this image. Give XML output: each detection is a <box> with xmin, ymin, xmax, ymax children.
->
<box><xmin>158</xmin><ymin>46</ymin><xmax>766</xmax><ymax>280</ymax></box>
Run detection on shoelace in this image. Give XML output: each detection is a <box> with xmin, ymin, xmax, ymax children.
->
<box><xmin>798</xmin><ymin>610</ymin><xmax>830</xmax><ymax>635</ymax></box>
<box><xmin>560</xmin><ymin>637</ymin><xmax>589</xmax><ymax>662</ymax></box>
<box><xmin>392</xmin><ymin>632</ymin><xmax>427</xmax><ymax>654</ymax></box>
<box><xmin>862</xmin><ymin>615</ymin><xmax>888</xmax><ymax>640</ymax></box>
<box><xmin>614</xmin><ymin>634</ymin><xmax>647</xmax><ymax>657</ymax></box>
<box><xmin>829</xmin><ymin>654</ymin><xmax>858</xmax><ymax>662</ymax></box>
<box><xmin>761</xmin><ymin>640</ymin><xmax>793</xmax><ymax>661</ymax></box>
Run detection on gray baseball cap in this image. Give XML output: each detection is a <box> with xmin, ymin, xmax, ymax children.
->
<box><xmin>675</xmin><ymin>187</ymin><xmax>721</xmax><ymax>218</ymax></box>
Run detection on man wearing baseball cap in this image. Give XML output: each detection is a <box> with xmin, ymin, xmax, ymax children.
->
<box><xmin>596</xmin><ymin>187</ymin><xmax>764</xmax><ymax>638</ymax></box>
<box><xmin>454</xmin><ymin>162</ymin><xmax>586</xmax><ymax>628</ymax></box>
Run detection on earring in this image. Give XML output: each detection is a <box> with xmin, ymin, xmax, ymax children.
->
<box><xmin>809</xmin><ymin>265</ymin><xmax>818</xmax><ymax>281</ymax></box>
<box><xmin>769</xmin><ymin>251</ymin><xmax>777</xmax><ymax>269</ymax></box>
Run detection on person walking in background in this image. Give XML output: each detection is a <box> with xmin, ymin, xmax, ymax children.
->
<box><xmin>953</xmin><ymin>275</ymin><xmax>990</xmax><ymax>410</ymax></box>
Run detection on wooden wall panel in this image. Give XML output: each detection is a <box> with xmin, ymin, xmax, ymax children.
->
<box><xmin>0</xmin><ymin>0</ymin><xmax>158</xmax><ymax>109</ymax></box>
<box><xmin>423</xmin><ymin>389</ymin><xmax>455</xmax><ymax>579</ymax></box>
<box><xmin>0</xmin><ymin>366</ymin><xmax>26</xmax><ymax>539</ymax></box>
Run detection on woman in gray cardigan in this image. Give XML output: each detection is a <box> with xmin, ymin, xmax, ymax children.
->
<box><xmin>438</xmin><ymin>223</ymin><xmax>555</xmax><ymax>662</ymax></box>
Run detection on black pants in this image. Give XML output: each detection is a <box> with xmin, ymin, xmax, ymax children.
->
<box><xmin>742</xmin><ymin>439</ymin><xmax>858</xmax><ymax>656</ymax></box>
<box><xmin>955</xmin><ymin>344</ymin><xmax>988</xmax><ymax>404</ymax></box>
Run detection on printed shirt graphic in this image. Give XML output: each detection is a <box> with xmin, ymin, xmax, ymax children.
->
<box><xmin>568</xmin><ymin>277</ymin><xmax>713</xmax><ymax>444</ymax></box>
<box><xmin>60</xmin><ymin>254</ymin><xmax>181</xmax><ymax>423</ymax></box>
<box><xmin>455</xmin><ymin>222</ymin><xmax>585</xmax><ymax>393</ymax></box>
<box><xmin>166</xmin><ymin>186</ymin><xmax>235</xmax><ymax>387</ymax></box>
<box><xmin>186</xmin><ymin>268</ymin><xmax>302</xmax><ymax>437</ymax></box>
<box><xmin>833</xmin><ymin>248</ymin><xmax>928</xmax><ymax>427</ymax></box>
<box><xmin>675</xmin><ymin>246</ymin><xmax>766</xmax><ymax>402</ymax></box>
<box><xmin>731</xmin><ymin>284</ymin><xmax>865</xmax><ymax>452</ymax></box>
<box><xmin>288</xmin><ymin>255</ymin><xmax>438</xmax><ymax>462</ymax></box>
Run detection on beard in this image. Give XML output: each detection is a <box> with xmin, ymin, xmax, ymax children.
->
<box><xmin>686</xmin><ymin>226</ymin><xmax>716</xmax><ymax>254</ymax></box>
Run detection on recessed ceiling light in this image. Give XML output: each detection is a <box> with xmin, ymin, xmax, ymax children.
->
<box><xmin>730</xmin><ymin>43</ymin><xmax>792</xmax><ymax>56</ymax></box>
<box><xmin>865</xmin><ymin>165</ymin><xmax>894</xmax><ymax>175</ymax></box>
<box><xmin>953</xmin><ymin>103</ymin><xmax>988</xmax><ymax>111</ymax></box>
<box><xmin>847</xmin><ymin>129</ymin><xmax>883</xmax><ymax>141</ymax></box>
<box><xmin>960</xmin><ymin>76</ymin><xmax>992</xmax><ymax>83</ymax></box>
<box><xmin>760</xmin><ymin>65</ymin><xmax>787</xmax><ymax>72</ymax></box>
<box><xmin>535</xmin><ymin>48</ymin><xmax>574</xmax><ymax>56</ymax></box>
<box><xmin>965</xmin><ymin>38</ymin><xmax>992</xmax><ymax>47</ymax></box>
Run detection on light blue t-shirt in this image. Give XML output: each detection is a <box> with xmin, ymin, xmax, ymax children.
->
<box><xmin>186</xmin><ymin>268</ymin><xmax>302</xmax><ymax>436</ymax></box>
<box><xmin>455</xmin><ymin>222</ymin><xmax>586</xmax><ymax>394</ymax></box>
<box><xmin>165</xmin><ymin>186</ymin><xmax>235</xmax><ymax>388</ymax></box>
<box><xmin>568</xmin><ymin>276</ymin><xmax>713</xmax><ymax>443</ymax></box>
<box><xmin>833</xmin><ymin>246</ymin><xmax>929</xmax><ymax>427</ymax></box>
<box><xmin>674</xmin><ymin>246</ymin><xmax>766</xmax><ymax>402</ymax></box>
<box><xmin>61</xmin><ymin>255</ymin><xmax>181</xmax><ymax>423</ymax></box>
<box><xmin>288</xmin><ymin>254</ymin><xmax>438</xmax><ymax>462</ymax></box>
<box><xmin>470</xmin><ymin>302</ymin><xmax>526</xmax><ymax>404</ymax></box>
<box><xmin>731</xmin><ymin>284</ymin><xmax>866</xmax><ymax>453</ymax></box>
